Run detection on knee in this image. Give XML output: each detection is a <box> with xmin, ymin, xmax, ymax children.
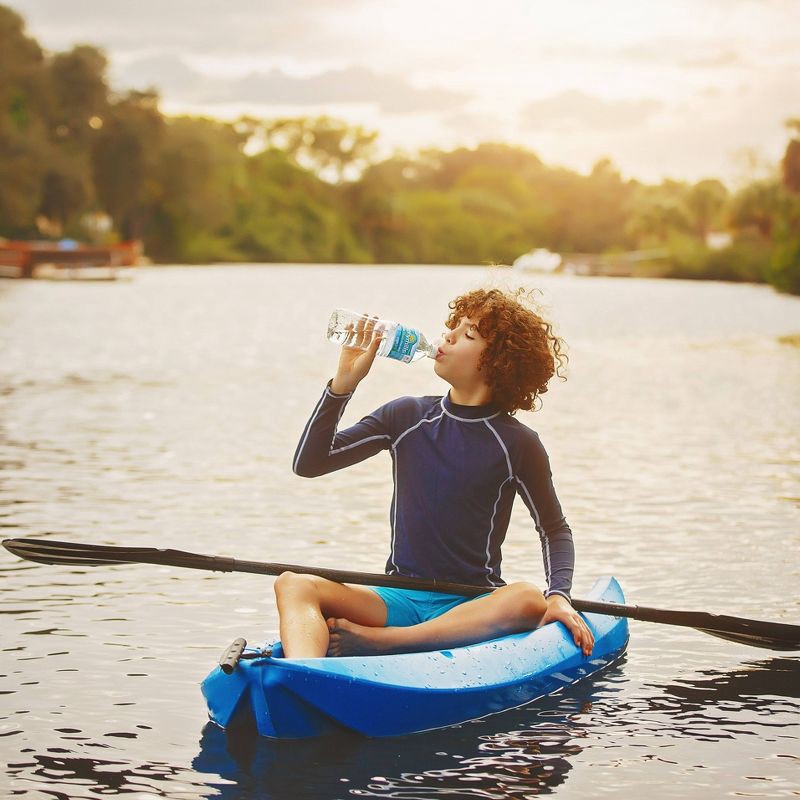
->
<box><xmin>504</xmin><ymin>582</ymin><xmax>547</xmax><ymax>628</ymax></box>
<box><xmin>274</xmin><ymin>571</ymin><xmax>319</xmax><ymax>602</ymax></box>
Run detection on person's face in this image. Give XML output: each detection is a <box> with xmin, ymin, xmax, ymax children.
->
<box><xmin>433</xmin><ymin>315</ymin><xmax>489</xmax><ymax>388</ymax></box>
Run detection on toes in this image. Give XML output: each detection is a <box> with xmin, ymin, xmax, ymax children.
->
<box><xmin>326</xmin><ymin>632</ymin><xmax>340</xmax><ymax>657</ymax></box>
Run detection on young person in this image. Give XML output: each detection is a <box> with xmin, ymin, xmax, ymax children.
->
<box><xmin>278</xmin><ymin>288</ymin><xmax>594</xmax><ymax>659</ymax></box>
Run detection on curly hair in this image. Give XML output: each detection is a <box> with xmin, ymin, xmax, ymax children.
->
<box><xmin>445</xmin><ymin>287</ymin><xmax>568</xmax><ymax>414</ymax></box>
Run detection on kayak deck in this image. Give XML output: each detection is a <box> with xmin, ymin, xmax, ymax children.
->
<box><xmin>201</xmin><ymin>575</ymin><xmax>629</xmax><ymax>738</ymax></box>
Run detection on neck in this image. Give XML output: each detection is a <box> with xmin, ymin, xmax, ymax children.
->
<box><xmin>448</xmin><ymin>384</ymin><xmax>493</xmax><ymax>406</ymax></box>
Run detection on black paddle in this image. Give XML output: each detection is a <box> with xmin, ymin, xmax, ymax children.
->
<box><xmin>3</xmin><ymin>536</ymin><xmax>798</xmax><ymax>652</ymax></box>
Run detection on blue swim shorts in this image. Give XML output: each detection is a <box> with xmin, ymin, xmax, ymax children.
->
<box><xmin>366</xmin><ymin>586</ymin><xmax>491</xmax><ymax>628</ymax></box>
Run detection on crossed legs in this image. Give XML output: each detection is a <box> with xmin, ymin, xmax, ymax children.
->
<box><xmin>274</xmin><ymin>571</ymin><xmax>547</xmax><ymax>658</ymax></box>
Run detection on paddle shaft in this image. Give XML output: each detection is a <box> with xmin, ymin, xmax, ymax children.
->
<box><xmin>4</xmin><ymin>537</ymin><xmax>799</xmax><ymax>650</ymax></box>
<box><xmin>121</xmin><ymin>552</ymin><xmax>800</xmax><ymax>644</ymax></box>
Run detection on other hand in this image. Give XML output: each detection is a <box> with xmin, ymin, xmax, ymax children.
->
<box><xmin>537</xmin><ymin>594</ymin><xmax>594</xmax><ymax>656</ymax></box>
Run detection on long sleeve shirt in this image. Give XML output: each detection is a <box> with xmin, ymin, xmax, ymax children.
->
<box><xmin>293</xmin><ymin>382</ymin><xmax>575</xmax><ymax>600</ymax></box>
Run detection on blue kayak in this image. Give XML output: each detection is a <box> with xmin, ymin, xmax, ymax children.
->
<box><xmin>201</xmin><ymin>575</ymin><xmax>629</xmax><ymax>738</ymax></box>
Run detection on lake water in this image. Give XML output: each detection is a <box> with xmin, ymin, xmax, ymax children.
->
<box><xmin>1</xmin><ymin>265</ymin><xmax>799</xmax><ymax>799</ymax></box>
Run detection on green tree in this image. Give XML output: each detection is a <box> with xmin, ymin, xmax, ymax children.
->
<box><xmin>766</xmin><ymin>120</ymin><xmax>800</xmax><ymax>294</ymax></box>
<box><xmin>48</xmin><ymin>45</ymin><xmax>108</xmax><ymax>141</ymax></box>
<box><xmin>729</xmin><ymin>180</ymin><xmax>786</xmax><ymax>238</ymax></box>
<box><xmin>91</xmin><ymin>90</ymin><xmax>164</xmax><ymax>239</ymax></box>
<box><xmin>263</xmin><ymin>115</ymin><xmax>378</xmax><ymax>182</ymax></box>
<box><xmin>625</xmin><ymin>191</ymin><xmax>692</xmax><ymax>245</ymax></box>
<box><xmin>347</xmin><ymin>155</ymin><xmax>417</xmax><ymax>260</ymax></box>
<box><xmin>686</xmin><ymin>178</ymin><xmax>728</xmax><ymax>238</ymax></box>
<box><xmin>231</xmin><ymin>148</ymin><xmax>366</xmax><ymax>263</ymax></box>
<box><xmin>781</xmin><ymin>119</ymin><xmax>800</xmax><ymax>194</ymax></box>
<box><xmin>0</xmin><ymin>5</ymin><xmax>49</xmax><ymax>233</ymax></box>
<box><xmin>38</xmin><ymin>151</ymin><xmax>93</xmax><ymax>233</ymax></box>
<box><xmin>145</xmin><ymin>116</ymin><xmax>247</xmax><ymax>261</ymax></box>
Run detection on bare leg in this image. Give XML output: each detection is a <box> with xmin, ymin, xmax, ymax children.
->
<box><xmin>273</xmin><ymin>571</ymin><xmax>387</xmax><ymax>658</ymax></box>
<box><xmin>327</xmin><ymin>582</ymin><xmax>546</xmax><ymax>656</ymax></box>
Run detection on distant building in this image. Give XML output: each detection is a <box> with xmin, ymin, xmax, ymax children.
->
<box><xmin>705</xmin><ymin>231</ymin><xmax>733</xmax><ymax>251</ymax></box>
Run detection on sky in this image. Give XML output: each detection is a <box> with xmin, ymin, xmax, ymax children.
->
<box><xmin>10</xmin><ymin>0</ymin><xmax>800</xmax><ymax>185</ymax></box>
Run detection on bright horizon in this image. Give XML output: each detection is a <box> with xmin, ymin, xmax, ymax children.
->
<box><xmin>10</xmin><ymin>0</ymin><xmax>800</xmax><ymax>186</ymax></box>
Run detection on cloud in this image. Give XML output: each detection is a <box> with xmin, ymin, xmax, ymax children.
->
<box><xmin>117</xmin><ymin>55</ymin><xmax>470</xmax><ymax>114</ymax></box>
<box><xmin>442</xmin><ymin>111</ymin><xmax>508</xmax><ymax>142</ymax></box>
<box><xmin>521</xmin><ymin>90</ymin><xmax>663</xmax><ymax>132</ymax></box>
<box><xmin>12</xmin><ymin>0</ymin><xmax>371</xmax><ymax>58</ymax></box>
<box><xmin>117</xmin><ymin>54</ymin><xmax>201</xmax><ymax>95</ymax></box>
<box><xmin>680</xmin><ymin>51</ymin><xmax>747</xmax><ymax>69</ymax></box>
<box><xmin>541</xmin><ymin>66</ymin><xmax>800</xmax><ymax>185</ymax></box>
<box><xmin>538</xmin><ymin>36</ymin><xmax>745</xmax><ymax>69</ymax></box>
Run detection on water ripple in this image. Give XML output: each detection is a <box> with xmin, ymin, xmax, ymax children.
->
<box><xmin>1</xmin><ymin>267</ymin><xmax>799</xmax><ymax>799</ymax></box>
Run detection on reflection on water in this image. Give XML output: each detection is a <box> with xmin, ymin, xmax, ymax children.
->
<box><xmin>657</xmin><ymin>656</ymin><xmax>800</xmax><ymax>707</ymax></box>
<box><xmin>6</xmin><ymin>752</ymin><xmax>214</xmax><ymax>799</ymax></box>
<box><xmin>1</xmin><ymin>267</ymin><xmax>799</xmax><ymax>799</ymax></box>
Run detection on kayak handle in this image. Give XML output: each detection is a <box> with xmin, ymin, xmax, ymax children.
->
<box><xmin>219</xmin><ymin>637</ymin><xmax>247</xmax><ymax>675</ymax></box>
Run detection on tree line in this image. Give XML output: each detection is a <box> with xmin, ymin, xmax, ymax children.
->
<box><xmin>1</xmin><ymin>5</ymin><xmax>798</xmax><ymax>294</ymax></box>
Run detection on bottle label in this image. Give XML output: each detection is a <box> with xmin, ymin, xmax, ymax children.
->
<box><xmin>387</xmin><ymin>326</ymin><xmax>419</xmax><ymax>363</ymax></box>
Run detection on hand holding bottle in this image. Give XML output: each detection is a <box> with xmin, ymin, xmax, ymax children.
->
<box><xmin>330</xmin><ymin>314</ymin><xmax>384</xmax><ymax>394</ymax></box>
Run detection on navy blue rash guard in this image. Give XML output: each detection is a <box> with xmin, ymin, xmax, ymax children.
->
<box><xmin>292</xmin><ymin>381</ymin><xmax>575</xmax><ymax>600</ymax></box>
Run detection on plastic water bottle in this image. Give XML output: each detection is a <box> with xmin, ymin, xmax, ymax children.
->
<box><xmin>327</xmin><ymin>309</ymin><xmax>437</xmax><ymax>363</ymax></box>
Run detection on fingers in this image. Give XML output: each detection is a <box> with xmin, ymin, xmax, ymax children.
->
<box><xmin>535</xmin><ymin>598</ymin><xmax>595</xmax><ymax>656</ymax></box>
<box><xmin>570</xmin><ymin>616</ymin><xmax>594</xmax><ymax>656</ymax></box>
<box><xmin>344</xmin><ymin>314</ymin><xmax>381</xmax><ymax>351</ymax></box>
<box><xmin>355</xmin><ymin>313</ymin><xmax>370</xmax><ymax>348</ymax></box>
<box><xmin>559</xmin><ymin>610</ymin><xmax>594</xmax><ymax>656</ymax></box>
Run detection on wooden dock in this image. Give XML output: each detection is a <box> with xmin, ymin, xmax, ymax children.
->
<box><xmin>0</xmin><ymin>240</ymin><xmax>141</xmax><ymax>280</ymax></box>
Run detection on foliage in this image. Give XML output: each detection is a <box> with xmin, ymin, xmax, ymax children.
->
<box><xmin>0</xmin><ymin>4</ymin><xmax>799</xmax><ymax>295</ymax></box>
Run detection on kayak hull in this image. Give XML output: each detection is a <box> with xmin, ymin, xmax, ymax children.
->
<box><xmin>201</xmin><ymin>575</ymin><xmax>629</xmax><ymax>738</ymax></box>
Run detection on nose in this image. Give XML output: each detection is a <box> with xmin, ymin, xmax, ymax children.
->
<box><xmin>442</xmin><ymin>330</ymin><xmax>455</xmax><ymax>344</ymax></box>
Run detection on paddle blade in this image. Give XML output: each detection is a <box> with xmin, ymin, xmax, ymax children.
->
<box><xmin>576</xmin><ymin>599</ymin><xmax>800</xmax><ymax>652</ymax></box>
<box><xmin>3</xmin><ymin>537</ymin><xmax>132</xmax><ymax>566</ymax></box>
<box><xmin>697</xmin><ymin>627</ymin><xmax>800</xmax><ymax>652</ymax></box>
<box><xmin>1</xmin><ymin>537</ymin><xmax>235</xmax><ymax>573</ymax></box>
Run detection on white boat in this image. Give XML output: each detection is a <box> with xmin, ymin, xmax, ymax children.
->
<box><xmin>512</xmin><ymin>248</ymin><xmax>562</xmax><ymax>273</ymax></box>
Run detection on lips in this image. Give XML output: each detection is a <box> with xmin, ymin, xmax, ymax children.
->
<box><xmin>436</xmin><ymin>348</ymin><xmax>445</xmax><ymax>360</ymax></box>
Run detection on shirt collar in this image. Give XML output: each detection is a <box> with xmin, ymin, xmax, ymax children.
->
<box><xmin>441</xmin><ymin>391</ymin><xmax>502</xmax><ymax>421</ymax></box>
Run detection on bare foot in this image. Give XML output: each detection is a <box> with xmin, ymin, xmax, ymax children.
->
<box><xmin>326</xmin><ymin>617</ymin><xmax>391</xmax><ymax>657</ymax></box>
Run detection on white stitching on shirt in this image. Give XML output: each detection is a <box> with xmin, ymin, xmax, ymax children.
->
<box><xmin>514</xmin><ymin>476</ymin><xmax>552</xmax><ymax>590</ymax></box>
<box><xmin>483</xmin><ymin>421</ymin><xmax>515</xmax><ymax>584</ymax></box>
<box><xmin>388</xmin><ymin>411</ymin><xmax>445</xmax><ymax>572</ymax></box>
<box><xmin>329</xmin><ymin>394</ymin><xmax>350</xmax><ymax>450</ymax></box>
<box><xmin>324</xmin><ymin>386</ymin><xmax>353</xmax><ymax>400</ymax></box>
<box><xmin>391</xmin><ymin>411</ymin><xmax>445</xmax><ymax>450</ymax></box>
<box><xmin>483</xmin><ymin>476</ymin><xmax>515</xmax><ymax>585</ymax></box>
<box><xmin>484</xmin><ymin>421</ymin><xmax>513</xmax><ymax>475</ymax></box>
<box><xmin>330</xmin><ymin>435</ymin><xmax>392</xmax><ymax>455</ymax></box>
<box><xmin>293</xmin><ymin>390</ymin><xmax>329</xmax><ymax>473</ymax></box>
<box><xmin>388</xmin><ymin>450</ymin><xmax>399</xmax><ymax>573</ymax></box>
